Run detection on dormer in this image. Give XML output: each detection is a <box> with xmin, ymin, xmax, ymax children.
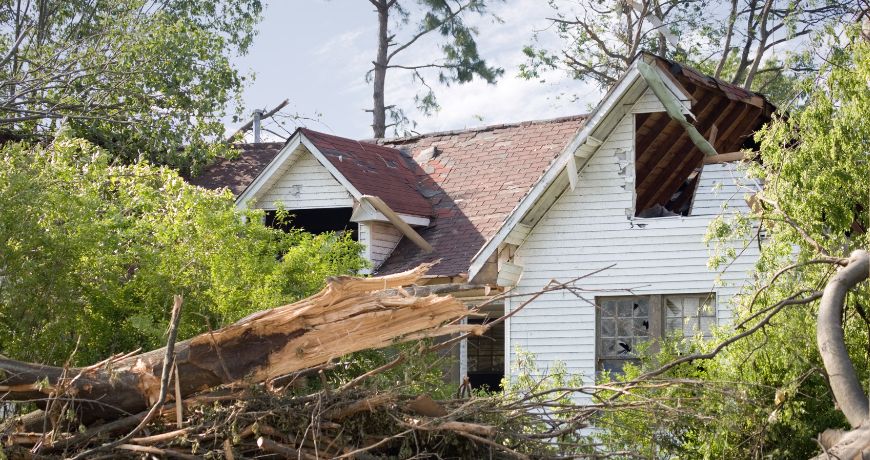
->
<box><xmin>196</xmin><ymin>129</ymin><xmax>434</xmax><ymax>272</ymax></box>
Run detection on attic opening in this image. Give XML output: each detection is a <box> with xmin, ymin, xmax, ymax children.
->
<box><xmin>633</xmin><ymin>113</ymin><xmax>704</xmax><ymax>218</ymax></box>
<box><xmin>264</xmin><ymin>207</ymin><xmax>358</xmax><ymax>241</ymax></box>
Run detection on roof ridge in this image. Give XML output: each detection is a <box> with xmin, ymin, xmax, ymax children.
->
<box><xmin>374</xmin><ymin>114</ymin><xmax>588</xmax><ymax>145</ymax></box>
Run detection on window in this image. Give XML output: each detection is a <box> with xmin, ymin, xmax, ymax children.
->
<box><xmin>596</xmin><ymin>293</ymin><xmax>715</xmax><ymax>373</ymax></box>
<box><xmin>264</xmin><ymin>208</ymin><xmax>358</xmax><ymax>240</ymax></box>
<box><xmin>466</xmin><ymin>318</ymin><xmax>504</xmax><ymax>391</ymax></box>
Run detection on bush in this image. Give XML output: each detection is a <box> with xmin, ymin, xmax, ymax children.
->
<box><xmin>0</xmin><ymin>138</ymin><xmax>366</xmax><ymax>365</ymax></box>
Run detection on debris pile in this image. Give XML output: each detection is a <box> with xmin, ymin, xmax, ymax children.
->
<box><xmin>0</xmin><ymin>264</ymin><xmax>572</xmax><ymax>459</ymax></box>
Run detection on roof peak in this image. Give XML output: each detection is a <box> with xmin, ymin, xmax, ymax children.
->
<box><xmin>373</xmin><ymin>114</ymin><xmax>588</xmax><ymax>145</ymax></box>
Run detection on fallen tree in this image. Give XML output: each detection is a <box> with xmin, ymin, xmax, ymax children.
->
<box><xmin>0</xmin><ymin>263</ymin><xmax>471</xmax><ymax>424</ymax></box>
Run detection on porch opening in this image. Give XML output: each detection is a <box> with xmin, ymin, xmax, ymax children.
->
<box><xmin>264</xmin><ymin>207</ymin><xmax>358</xmax><ymax>241</ymax></box>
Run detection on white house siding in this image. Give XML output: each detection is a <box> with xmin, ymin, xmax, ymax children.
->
<box><xmin>506</xmin><ymin>113</ymin><xmax>759</xmax><ymax>384</ymax></box>
<box><xmin>369</xmin><ymin>222</ymin><xmax>403</xmax><ymax>269</ymax></box>
<box><xmin>630</xmin><ymin>88</ymin><xmax>667</xmax><ymax>113</ymax></box>
<box><xmin>257</xmin><ymin>150</ymin><xmax>353</xmax><ymax>210</ymax></box>
<box><xmin>630</xmin><ymin>87</ymin><xmax>690</xmax><ymax>114</ymax></box>
<box><xmin>691</xmin><ymin>162</ymin><xmax>761</xmax><ymax>216</ymax></box>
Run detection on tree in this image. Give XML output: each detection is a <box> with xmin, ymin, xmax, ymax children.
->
<box><xmin>591</xmin><ymin>27</ymin><xmax>869</xmax><ymax>457</ymax></box>
<box><xmin>0</xmin><ymin>0</ymin><xmax>263</xmax><ymax>174</ymax></box>
<box><xmin>367</xmin><ymin>0</ymin><xmax>503</xmax><ymax>138</ymax></box>
<box><xmin>0</xmin><ymin>137</ymin><xmax>366</xmax><ymax>366</ymax></box>
<box><xmin>521</xmin><ymin>0</ymin><xmax>861</xmax><ymax>104</ymax></box>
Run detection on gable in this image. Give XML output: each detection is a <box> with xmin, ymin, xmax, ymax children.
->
<box><xmin>256</xmin><ymin>148</ymin><xmax>353</xmax><ymax>210</ymax></box>
<box><xmin>468</xmin><ymin>53</ymin><xmax>775</xmax><ymax>281</ymax></box>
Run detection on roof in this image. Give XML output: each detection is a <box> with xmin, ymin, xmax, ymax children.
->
<box><xmin>298</xmin><ymin>129</ymin><xmax>432</xmax><ymax>217</ymax></box>
<box><xmin>191</xmin><ymin>54</ymin><xmax>775</xmax><ymax>280</ymax></box>
<box><xmin>466</xmin><ymin>52</ymin><xmax>776</xmax><ymax>280</ymax></box>
<box><xmin>375</xmin><ymin>115</ymin><xmax>586</xmax><ymax>277</ymax></box>
<box><xmin>188</xmin><ymin>142</ymin><xmax>284</xmax><ymax>196</ymax></box>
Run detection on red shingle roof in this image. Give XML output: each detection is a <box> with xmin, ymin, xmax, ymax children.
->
<box><xmin>188</xmin><ymin>143</ymin><xmax>284</xmax><ymax>196</ymax></box>
<box><xmin>299</xmin><ymin>129</ymin><xmax>432</xmax><ymax>217</ymax></box>
<box><xmin>376</xmin><ymin>116</ymin><xmax>586</xmax><ymax>277</ymax></box>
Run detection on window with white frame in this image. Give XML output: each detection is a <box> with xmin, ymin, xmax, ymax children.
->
<box><xmin>597</xmin><ymin>293</ymin><xmax>716</xmax><ymax>373</ymax></box>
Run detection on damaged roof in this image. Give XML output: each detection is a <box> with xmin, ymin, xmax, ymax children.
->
<box><xmin>188</xmin><ymin>142</ymin><xmax>284</xmax><ymax>196</ymax></box>
<box><xmin>191</xmin><ymin>53</ymin><xmax>776</xmax><ymax>280</ymax></box>
<box><xmin>299</xmin><ymin>129</ymin><xmax>432</xmax><ymax>218</ymax></box>
<box><xmin>376</xmin><ymin>116</ymin><xmax>586</xmax><ymax>277</ymax></box>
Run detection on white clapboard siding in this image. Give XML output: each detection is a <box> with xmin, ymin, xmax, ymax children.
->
<box><xmin>369</xmin><ymin>222</ymin><xmax>403</xmax><ymax>269</ymax></box>
<box><xmin>506</xmin><ymin>113</ymin><xmax>759</xmax><ymax>382</ymax></box>
<box><xmin>691</xmin><ymin>162</ymin><xmax>760</xmax><ymax>216</ymax></box>
<box><xmin>630</xmin><ymin>88</ymin><xmax>667</xmax><ymax>113</ymax></box>
<box><xmin>257</xmin><ymin>150</ymin><xmax>353</xmax><ymax>210</ymax></box>
<box><xmin>629</xmin><ymin>87</ymin><xmax>691</xmax><ymax>114</ymax></box>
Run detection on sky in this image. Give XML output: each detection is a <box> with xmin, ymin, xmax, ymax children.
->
<box><xmin>228</xmin><ymin>0</ymin><xmax>603</xmax><ymax>140</ymax></box>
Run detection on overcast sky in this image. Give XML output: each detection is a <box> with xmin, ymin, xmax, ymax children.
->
<box><xmin>229</xmin><ymin>0</ymin><xmax>602</xmax><ymax>140</ymax></box>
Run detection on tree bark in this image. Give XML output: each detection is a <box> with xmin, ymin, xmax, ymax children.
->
<box><xmin>813</xmin><ymin>249</ymin><xmax>870</xmax><ymax>457</ymax></box>
<box><xmin>371</xmin><ymin>0</ymin><xmax>390</xmax><ymax>138</ymax></box>
<box><xmin>817</xmin><ymin>249</ymin><xmax>869</xmax><ymax>428</ymax></box>
<box><xmin>0</xmin><ymin>264</ymin><xmax>470</xmax><ymax>424</ymax></box>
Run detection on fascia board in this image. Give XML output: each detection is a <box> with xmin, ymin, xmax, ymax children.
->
<box><xmin>467</xmin><ymin>65</ymin><xmax>643</xmax><ymax>281</ymax></box>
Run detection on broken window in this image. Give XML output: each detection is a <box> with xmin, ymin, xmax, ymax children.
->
<box><xmin>596</xmin><ymin>293</ymin><xmax>716</xmax><ymax>373</ymax></box>
<box><xmin>264</xmin><ymin>207</ymin><xmax>358</xmax><ymax>241</ymax></box>
<box><xmin>466</xmin><ymin>317</ymin><xmax>504</xmax><ymax>391</ymax></box>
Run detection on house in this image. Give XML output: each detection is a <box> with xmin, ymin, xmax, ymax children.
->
<box><xmin>190</xmin><ymin>53</ymin><xmax>775</xmax><ymax>389</ymax></box>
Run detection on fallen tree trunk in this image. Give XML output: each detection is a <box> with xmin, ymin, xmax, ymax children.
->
<box><xmin>813</xmin><ymin>249</ymin><xmax>870</xmax><ymax>458</ymax></box>
<box><xmin>0</xmin><ymin>263</ymin><xmax>471</xmax><ymax>423</ymax></box>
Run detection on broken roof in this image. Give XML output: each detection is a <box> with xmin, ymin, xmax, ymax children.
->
<box><xmin>466</xmin><ymin>53</ymin><xmax>776</xmax><ymax>280</ymax></box>
<box><xmin>191</xmin><ymin>53</ymin><xmax>776</xmax><ymax>280</ymax></box>
<box><xmin>188</xmin><ymin>142</ymin><xmax>284</xmax><ymax>196</ymax></box>
<box><xmin>375</xmin><ymin>115</ymin><xmax>586</xmax><ymax>277</ymax></box>
<box><xmin>298</xmin><ymin>129</ymin><xmax>432</xmax><ymax>217</ymax></box>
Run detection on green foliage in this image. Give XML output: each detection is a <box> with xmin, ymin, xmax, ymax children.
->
<box><xmin>522</xmin><ymin>0</ymin><xmax>857</xmax><ymax>106</ymax></box>
<box><xmin>592</xmin><ymin>30</ymin><xmax>870</xmax><ymax>458</ymax></box>
<box><xmin>0</xmin><ymin>138</ymin><xmax>366</xmax><ymax>365</ymax></box>
<box><xmin>371</xmin><ymin>0</ymin><xmax>503</xmax><ymax>136</ymax></box>
<box><xmin>0</xmin><ymin>0</ymin><xmax>263</xmax><ymax>174</ymax></box>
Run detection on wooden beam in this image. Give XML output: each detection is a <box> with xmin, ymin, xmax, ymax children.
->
<box><xmin>703</xmin><ymin>151</ymin><xmax>746</xmax><ymax>164</ymax></box>
<box><xmin>361</xmin><ymin>195</ymin><xmax>433</xmax><ymax>253</ymax></box>
<box><xmin>636</xmin><ymin>91</ymin><xmax>721</xmax><ymax>210</ymax></box>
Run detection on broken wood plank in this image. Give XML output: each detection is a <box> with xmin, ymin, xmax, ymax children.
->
<box><xmin>0</xmin><ymin>264</ymin><xmax>465</xmax><ymax>424</ymax></box>
<box><xmin>703</xmin><ymin>151</ymin><xmax>748</xmax><ymax>164</ymax></box>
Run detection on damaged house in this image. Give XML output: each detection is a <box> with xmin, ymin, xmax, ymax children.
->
<box><xmin>190</xmin><ymin>53</ymin><xmax>775</xmax><ymax>389</ymax></box>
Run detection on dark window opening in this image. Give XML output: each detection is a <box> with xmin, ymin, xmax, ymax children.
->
<box><xmin>264</xmin><ymin>207</ymin><xmax>358</xmax><ymax>241</ymax></box>
<box><xmin>467</xmin><ymin>318</ymin><xmax>504</xmax><ymax>391</ymax></box>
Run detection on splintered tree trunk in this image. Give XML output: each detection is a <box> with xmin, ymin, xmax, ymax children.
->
<box><xmin>0</xmin><ymin>264</ymin><xmax>470</xmax><ymax>423</ymax></box>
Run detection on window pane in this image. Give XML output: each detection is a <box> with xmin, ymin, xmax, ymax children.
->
<box><xmin>665</xmin><ymin>299</ymin><xmax>681</xmax><ymax>317</ymax></box>
<box><xmin>683</xmin><ymin>297</ymin><xmax>699</xmax><ymax>317</ymax></box>
<box><xmin>666</xmin><ymin>318</ymin><xmax>683</xmax><ymax>334</ymax></box>
<box><xmin>602</xmin><ymin>300</ymin><xmax>617</xmax><ymax>317</ymax></box>
<box><xmin>635</xmin><ymin>298</ymin><xmax>649</xmax><ymax>317</ymax></box>
<box><xmin>683</xmin><ymin>317</ymin><xmax>698</xmax><ymax>336</ymax></box>
<box><xmin>633</xmin><ymin>317</ymin><xmax>649</xmax><ymax>336</ymax></box>
<box><xmin>601</xmin><ymin>318</ymin><xmax>616</xmax><ymax>337</ymax></box>
<box><xmin>617</xmin><ymin>300</ymin><xmax>633</xmax><ymax>317</ymax></box>
<box><xmin>700</xmin><ymin>298</ymin><xmax>716</xmax><ymax>317</ymax></box>
<box><xmin>700</xmin><ymin>316</ymin><xmax>716</xmax><ymax>336</ymax></box>
<box><xmin>617</xmin><ymin>318</ymin><xmax>633</xmax><ymax>336</ymax></box>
